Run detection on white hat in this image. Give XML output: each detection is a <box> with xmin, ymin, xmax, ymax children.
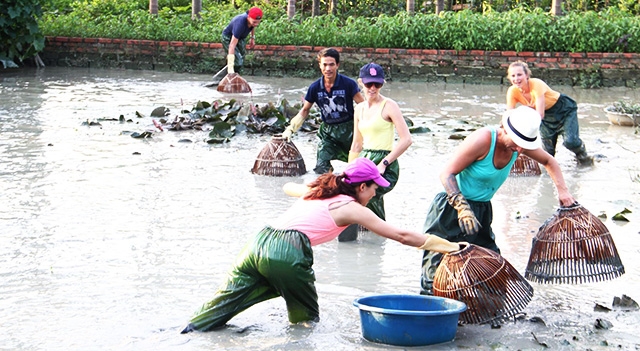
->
<box><xmin>502</xmin><ymin>106</ymin><xmax>542</xmax><ymax>150</ymax></box>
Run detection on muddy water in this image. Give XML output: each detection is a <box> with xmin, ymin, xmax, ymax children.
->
<box><xmin>1</xmin><ymin>67</ymin><xmax>639</xmax><ymax>351</ymax></box>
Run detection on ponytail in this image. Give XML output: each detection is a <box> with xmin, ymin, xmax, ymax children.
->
<box><xmin>304</xmin><ymin>173</ymin><xmax>357</xmax><ymax>200</ymax></box>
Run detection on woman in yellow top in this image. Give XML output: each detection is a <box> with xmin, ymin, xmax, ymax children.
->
<box><xmin>348</xmin><ymin>62</ymin><xmax>413</xmax><ymax>223</ymax></box>
<box><xmin>506</xmin><ymin>61</ymin><xmax>593</xmax><ymax>165</ymax></box>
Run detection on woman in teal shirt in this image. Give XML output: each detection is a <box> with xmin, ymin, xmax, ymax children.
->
<box><xmin>420</xmin><ymin>106</ymin><xmax>577</xmax><ymax>295</ymax></box>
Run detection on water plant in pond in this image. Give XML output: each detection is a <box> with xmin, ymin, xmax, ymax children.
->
<box><xmin>607</xmin><ymin>100</ymin><xmax>640</xmax><ymax>115</ymax></box>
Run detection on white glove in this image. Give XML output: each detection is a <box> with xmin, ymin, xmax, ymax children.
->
<box><xmin>281</xmin><ymin>128</ymin><xmax>293</xmax><ymax>140</ymax></box>
<box><xmin>418</xmin><ymin>235</ymin><xmax>462</xmax><ymax>254</ymax></box>
<box><xmin>282</xmin><ymin>114</ymin><xmax>305</xmax><ymax>140</ymax></box>
<box><xmin>226</xmin><ymin>55</ymin><xmax>235</xmax><ymax>74</ymax></box>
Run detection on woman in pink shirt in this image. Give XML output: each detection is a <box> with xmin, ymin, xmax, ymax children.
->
<box><xmin>181</xmin><ymin>158</ymin><xmax>461</xmax><ymax>333</ymax></box>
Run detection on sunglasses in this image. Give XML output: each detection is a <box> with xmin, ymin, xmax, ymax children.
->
<box><xmin>364</xmin><ymin>82</ymin><xmax>382</xmax><ymax>89</ymax></box>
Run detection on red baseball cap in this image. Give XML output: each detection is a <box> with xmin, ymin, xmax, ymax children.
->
<box><xmin>248</xmin><ymin>7</ymin><xmax>263</xmax><ymax>20</ymax></box>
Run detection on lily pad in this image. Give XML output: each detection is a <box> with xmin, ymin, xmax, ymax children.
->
<box><xmin>206</xmin><ymin>137</ymin><xmax>229</xmax><ymax>144</ymax></box>
<box><xmin>410</xmin><ymin>126</ymin><xmax>431</xmax><ymax>133</ymax></box>
<box><xmin>612</xmin><ymin>208</ymin><xmax>631</xmax><ymax>221</ymax></box>
<box><xmin>131</xmin><ymin>131</ymin><xmax>153</xmax><ymax>139</ymax></box>
<box><xmin>209</xmin><ymin>121</ymin><xmax>235</xmax><ymax>139</ymax></box>
<box><xmin>150</xmin><ymin>106</ymin><xmax>170</xmax><ymax>117</ymax></box>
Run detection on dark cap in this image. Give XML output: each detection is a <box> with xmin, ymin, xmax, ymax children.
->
<box><xmin>359</xmin><ymin>63</ymin><xmax>385</xmax><ymax>84</ymax></box>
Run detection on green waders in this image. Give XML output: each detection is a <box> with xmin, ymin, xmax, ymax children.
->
<box><xmin>336</xmin><ymin>150</ymin><xmax>399</xmax><ymax>241</ymax></box>
<box><xmin>314</xmin><ymin>120</ymin><xmax>353</xmax><ymax>174</ymax></box>
<box><xmin>358</xmin><ymin>149</ymin><xmax>400</xmax><ymax>220</ymax></box>
<box><xmin>419</xmin><ymin>192</ymin><xmax>499</xmax><ymax>295</ymax></box>
<box><xmin>541</xmin><ymin>94</ymin><xmax>593</xmax><ymax>164</ymax></box>
<box><xmin>183</xmin><ymin>227</ymin><xmax>319</xmax><ymax>332</ymax></box>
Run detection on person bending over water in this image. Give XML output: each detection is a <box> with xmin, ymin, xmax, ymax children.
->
<box><xmin>420</xmin><ymin>106</ymin><xmax>577</xmax><ymax>295</ymax></box>
<box><xmin>181</xmin><ymin>158</ymin><xmax>462</xmax><ymax>332</ymax></box>
<box><xmin>506</xmin><ymin>60</ymin><xmax>593</xmax><ymax>165</ymax></box>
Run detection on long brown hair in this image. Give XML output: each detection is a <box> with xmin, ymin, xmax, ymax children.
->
<box><xmin>303</xmin><ymin>173</ymin><xmax>373</xmax><ymax>200</ymax></box>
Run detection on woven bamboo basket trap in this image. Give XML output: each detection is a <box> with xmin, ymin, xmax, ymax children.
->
<box><xmin>510</xmin><ymin>154</ymin><xmax>541</xmax><ymax>176</ymax></box>
<box><xmin>433</xmin><ymin>244</ymin><xmax>534</xmax><ymax>324</ymax></box>
<box><xmin>525</xmin><ymin>203</ymin><xmax>625</xmax><ymax>284</ymax></box>
<box><xmin>251</xmin><ymin>135</ymin><xmax>306</xmax><ymax>177</ymax></box>
<box><xmin>217</xmin><ymin>73</ymin><xmax>252</xmax><ymax>94</ymax></box>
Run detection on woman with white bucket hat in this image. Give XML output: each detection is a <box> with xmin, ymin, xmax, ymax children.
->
<box><xmin>419</xmin><ymin>105</ymin><xmax>577</xmax><ymax>295</ymax></box>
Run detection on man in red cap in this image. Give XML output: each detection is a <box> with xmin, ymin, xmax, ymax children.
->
<box><xmin>221</xmin><ymin>7</ymin><xmax>262</xmax><ymax>75</ymax></box>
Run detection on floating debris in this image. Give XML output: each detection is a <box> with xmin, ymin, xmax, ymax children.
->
<box><xmin>594</xmin><ymin>318</ymin><xmax>613</xmax><ymax>330</ymax></box>
<box><xmin>594</xmin><ymin>303</ymin><xmax>612</xmax><ymax>312</ymax></box>
<box><xmin>612</xmin><ymin>294</ymin><xmax>639</xmax><ymax>310</ymax></box>
<box><xmin>531</xmin><ymin>332</ymin><xmax>549</xmax><ymax>347</ymax></box>
<box><xmin>131</xmin><ymin>131</ymin><xmax>153</xmax><ymax>139</ymax></box>
<box><xmin>81</xmin><ymin>120</ymin><xmax>102</xmax><ymax>127</ymax></box>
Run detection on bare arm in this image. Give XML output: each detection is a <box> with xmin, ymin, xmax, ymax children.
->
<box><xmin>522</xmin><ymin>148</ymin><xmax>575</xmax><ymax>206</ymax></box>
<box><xmin>293</xmin><ymin>100</ymin><xmax>314</xmax><ymax>121</ymax></box>
<box><xmin>227</xmin><ymin>36</ymin><xmax>239</xmax><ymax>55</ymax></box>
<box><xmin>248</xmin><ymin>30</ymin><xmax>255</xmax><ymax>48</ymax></box>
<box><xmin>353</xmin><ymin>91</ymin><xmax>365</xmax><ymax>104</ymax></box>
<box><xmin>439</xmin><ymin>128</ymin><xmax>492</xmax><ymax>193</ymax></box>
<box><xmin>331</xmin><ymin>202</ymin><xmax>459</xmax><ymax>253</ymax></box>
<box><xmin>505</xmin><ymin>86</ymin><xmax>518</xmax><ymax>109</ymax></box>
<box><xmin>380</xmin><ymin>99</ymin><xmax>412</xmax><ymax>168</ymax></box>
<box><xmin>531</xmin><ymin>81</ymin><xmax>547</xmax><ymax>118</ymax></box>
<box><xmin>350</xmin><ymin>103</ymin><xmax>364</xmax><ymax>155</ymax></box>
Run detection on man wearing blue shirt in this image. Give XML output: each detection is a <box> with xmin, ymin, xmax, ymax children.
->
<box><xmin>221</xmin><ymin>7</ymin><xmax>262</xmax><ymax>74</ymax></box>
<box><xmin>283</xmin><ymin>48</ymin><xmax>365</xmax><ymax>174</ymax></box>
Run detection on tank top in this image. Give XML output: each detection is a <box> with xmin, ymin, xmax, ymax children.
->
<box><xmin>507</xmin><ymin>78</ymin><xmax>560</xmax><ymax>110</ymax></box>
<box><xmin>456</xmin><ymin>128</ymin><xmax>517</xmax><ymax>202</ymax></box>
<box><xmin>269</xmin><ymin>194</ymin><xmax>353</xmax><ymax>246</ymax></box>
<box><xmin>358</xmin><ymin>99</ymin><xmax>394</xmax><ymax>150</ymax></box>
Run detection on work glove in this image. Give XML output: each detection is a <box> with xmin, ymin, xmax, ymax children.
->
<box><xmin>447</xmin><ymin>192</ymin><xmax>481</xmax><ymax>236</ymax></box>
<box><xmin>226</xmin><ymin>54</ymin><xmax>235</xmax><ymax>74</ymax></box>
<box><xmin>418</xmin><ymin>234</ymin><xmax>460</xmax><ymax>254</ymax></box>
<box><xmin>348</xmin><ymin>151</ymin><xmax>360</xmax><ymax>163</ymax></box>
<box><xmin>282</xmin><ymin>114</ymin><xmax>305</xmax><ymax>141</ymax></box>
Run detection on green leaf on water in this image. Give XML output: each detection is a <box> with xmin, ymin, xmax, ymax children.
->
<box><xmin>612</xmin><ymin>208</ymin><xmax>631</xmax><ymax>222</ymax></box>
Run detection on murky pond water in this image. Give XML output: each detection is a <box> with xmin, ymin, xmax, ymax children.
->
<box><xmin>1</xmin><ymin>67</ymin><xmax>639</xmax><ymax>351</ymax></box>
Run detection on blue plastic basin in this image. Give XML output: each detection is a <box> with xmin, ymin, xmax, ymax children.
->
<box><xmin>353</xmin><ymin>294</ymin><xmax>467</xmax><ymax>346</ymax></box>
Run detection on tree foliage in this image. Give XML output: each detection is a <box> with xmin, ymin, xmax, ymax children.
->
<box><xmin>4</xmin><ymin>0</ymin><xmax>640</xmax><ymax>68</ymax></box>
<box><xmin>1</xmin><ymin>0</ymin><xmax>45</xmax><ymax>67</ymax></box>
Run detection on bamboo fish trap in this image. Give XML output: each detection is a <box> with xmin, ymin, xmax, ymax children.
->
<box><xmin>251</xmin><ymin>135</ymin><xmax>306</xmax><ymax>177</ymax></box>
<box><xmin>510</xmin><ymin>154</ymin><xmax>541</xmax><ymax>176</ymax></box>
<box><xmin>217</xmin><ymin>73</ymin><xmax>252</xmax><ymax>94</ymax></box>
<box><xmin>525</xmin><ymin>203</ymin><xmax>625</xmax><ymax>284</ymax></box>
<box><xmin>433</xmin><ymin>244</ymin><xmax>534</xmax><ymax>324</ymax></box>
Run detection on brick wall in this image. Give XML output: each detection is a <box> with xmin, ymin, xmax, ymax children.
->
<box><xmin>41</xmin><ymin>36</ymin><xmax>640</xmax><ymax>87</ymax></box>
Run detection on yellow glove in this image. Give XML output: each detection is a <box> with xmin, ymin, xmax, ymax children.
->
<box><xmin>283</xmin><ymin>182</ymin><xmax>309</xmax><ymax>197</ymax></box>
<box><xmin>283</xmin><ymin>114</ymin><xmax>305</xmax><ymax>140</ymax></box>
<box><xmin>348</xmin><ymin>151</ymin><xmax>360</xmax><ymax>163</ymax></box>
<box><xmin>447</xmin><ymin>192</ymin><xmax>481</xmax><ymax>236</ymax></box>
<box><xmin>226</xmin><ymin>55</ymin><xmax>235</xmax><ymax>74</ymax></box>
<box><xmin>418</xmin><ymin>234</ymin><xmax>461</xmax><ymax>253</ymax></box>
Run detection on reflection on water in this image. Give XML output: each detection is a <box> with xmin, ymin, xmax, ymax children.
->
<box><xmin>1</xmin><ymin>67</ymin><xmax>639</xmax><ymax>351</ymax></box>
